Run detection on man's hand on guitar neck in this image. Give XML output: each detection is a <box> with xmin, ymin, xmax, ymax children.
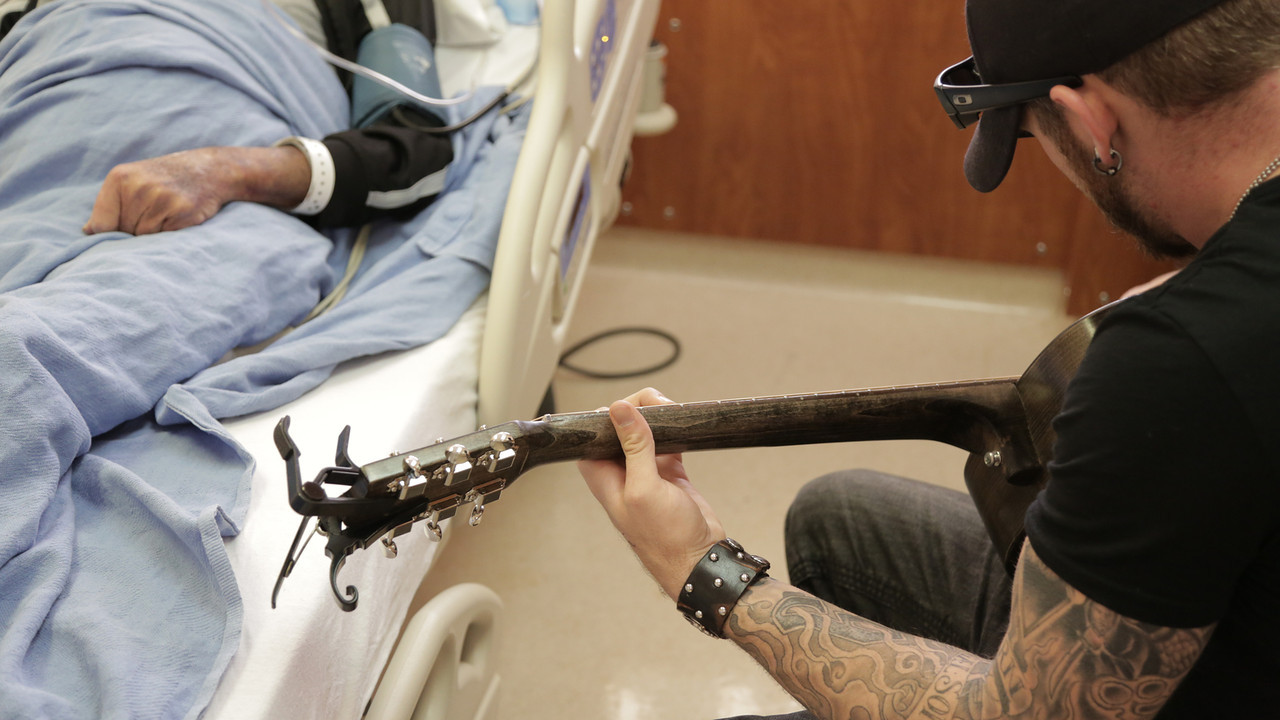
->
<box><xmin>578</xmin><ymin>387</ymin><xmax>726</xmax><ymax>600</ymax></box>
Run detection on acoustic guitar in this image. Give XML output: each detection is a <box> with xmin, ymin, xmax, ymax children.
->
<box><xmin>272</xmin><ymin>304</ymin><xmax>1114</xmax><ymax>610</ymax></box>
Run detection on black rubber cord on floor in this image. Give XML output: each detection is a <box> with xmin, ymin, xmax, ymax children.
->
<box><xmin>558</xmin><ymin>327</ymin><xmax>682</xmax><ymax>380</ymax></box>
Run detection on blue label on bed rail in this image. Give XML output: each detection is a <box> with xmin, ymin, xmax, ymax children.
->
<box><xmin>562</xmin><ymin>166</ymin><xmax>592</xmax><ymax>281</ymax></box>
<box><xmin>590</xmin><ymin>0</ymin><xmax>617</xmax><ymax>102</ymax></box>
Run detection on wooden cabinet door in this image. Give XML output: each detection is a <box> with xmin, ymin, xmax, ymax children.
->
<box><xmin>618</xmin><ymin>0</ymin><xmax>1180</xmax><ymax>315</ymax></box>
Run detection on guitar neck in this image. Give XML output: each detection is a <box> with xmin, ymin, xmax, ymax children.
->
<box><xmin>521</xmin><ymin>378</ymin><xmax>1028</xmax><ymax>467</ymax></box>
<box><xmin>280</xmin><ymin>306</ymin><xmax>1112</xmax><ymax>609</ymax></box>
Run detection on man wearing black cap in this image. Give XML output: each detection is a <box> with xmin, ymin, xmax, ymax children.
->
<box><xmin>579</xmin><ymin>0</ymin><xmax>1280</xmax><ymax>717</ymax></box>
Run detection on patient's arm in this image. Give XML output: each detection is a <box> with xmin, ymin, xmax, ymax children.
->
<box><xmin>84</xmin><ymin>145</ymin><xmax>310</xmax><ymax>235</ymax></box>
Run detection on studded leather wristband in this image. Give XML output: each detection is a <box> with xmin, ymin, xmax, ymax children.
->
<box><xmin>677</xmin><ymin>538</ymin><xmax>771</xmax><ymax>638</ymax></box>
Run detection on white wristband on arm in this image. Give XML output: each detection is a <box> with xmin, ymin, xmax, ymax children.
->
<box><xmin>274</xmin><ymin>136</ymin><xmax>336</xmax><ymax>216</ymax></box>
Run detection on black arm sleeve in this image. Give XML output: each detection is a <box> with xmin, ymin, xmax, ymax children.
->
<box><xmin>314</xmin><ymin>110</ymin><xmax>453</xmax><ymax>228</ymax></box>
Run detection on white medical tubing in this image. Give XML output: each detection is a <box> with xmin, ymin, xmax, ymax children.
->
<box><xmin>260</xmin><ymin>0</ymin><xmax>477</xmax><ymax>107</ymax></box>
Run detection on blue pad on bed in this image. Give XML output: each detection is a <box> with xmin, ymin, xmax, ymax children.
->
<box><xmin>350</xmin><ymin>23</ymin><xmax>446</xmax><ymax>128</ymax></box>
<box><xmin>497</xmin><ymin>0</ymin><xmax>540</xmax><ymax>25</ymax></box>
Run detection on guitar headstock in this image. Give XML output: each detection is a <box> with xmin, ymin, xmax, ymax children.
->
<box><xmin>271</xmin><ymin>416</ymin><xmax>544</xmax><ymax>611</ymax></box>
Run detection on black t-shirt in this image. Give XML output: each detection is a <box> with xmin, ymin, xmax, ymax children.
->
<box><xmin>1025</xmin><ymin>180</ymin><xmax>1280</xmax><ymax>716</ymax></box>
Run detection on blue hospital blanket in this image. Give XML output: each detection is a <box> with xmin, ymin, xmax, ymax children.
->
<box><xmin>0</xmin><ymin>1</ymin><xmax>527</xmax><ymax>718</ymax></box>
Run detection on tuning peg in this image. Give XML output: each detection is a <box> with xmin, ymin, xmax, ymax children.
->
<box><xmin>483</xmin><ymin>432</ymin><xmax>517</xmax><ymax>472</ymax></box>
<box><xmin>437</xmin><ymin>444</ymin><xmax>473</xmax><ymax>487</ymax></box>
<box><xmin>446</xmin><ymin>444</ymin><xmax>469</xmax><ymax>465</ymax></box>
<box><xmin>396</xmin><ymin>455</ymin><xmax>426</xmax><ymax>500</ymax></box>
<box><xmin>469</xmin><ymin>493</ymin><xmax>486</xmax><ymax>526</ymax></box>
<box><xmin>381</xmin><ymin>535</ymin><xmax>398</xmax><ymax>558</ymax></box>
<box><xmin>404</xmin><ymin>455</ymin><xmax>423</xmax><ymax>474</ymax></box>
<box><xmin>422</xmin><ymin>509</ymin><xmax>443</xmax><ymax>541</ymax></box>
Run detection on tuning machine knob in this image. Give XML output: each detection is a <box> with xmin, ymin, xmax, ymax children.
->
<box><xmin>382</xmin><ymin>518</ymin><xmax>416</xmax><ymax>558</ymax></box>
<box><xmin>433</xmin><ymin>444</ymin><xmax>473</xmax><ymax>487</ymax></box>
<box><xmin>446</xmin><ymin>444</ymin><xmax>469</xmax><ymax>465</ymax></box>
<box><xmin>396</xmin><ymin>455</ymin><xmax>426</xmax><ymax>500</ymax></box>
<box><xmin>482</xmin><ymin>431</ymin><xmax>517</xmax><ymax>472</ymax></box>
<box><xmin>422</xmin><ymin>509</ymin><xmax>443</xmax><ymax>542</ymax></box>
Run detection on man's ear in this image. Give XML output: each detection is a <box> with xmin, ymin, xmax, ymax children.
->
<box><xmin>1049</xmin><ymin>79</ymin><xmax>1120</xmax><ymax>158</ymax></box>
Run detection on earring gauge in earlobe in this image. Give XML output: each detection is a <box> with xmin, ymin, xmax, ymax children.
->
<box><xmin>1093</xmin><ymin>148</ymin><xmax>1122</xmax><ymax>176</ymax></box>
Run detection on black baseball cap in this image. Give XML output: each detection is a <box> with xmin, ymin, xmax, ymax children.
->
<box><xmin>937</xmin><ymin>0</ymin><xmax>1230</xmax><ymax>192</ymax></box>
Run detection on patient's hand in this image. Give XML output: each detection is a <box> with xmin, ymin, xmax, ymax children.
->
<box><xmin>84</xmin><ymin>146</ymin><xmax>311</xmax><ymax>236</ymax></box>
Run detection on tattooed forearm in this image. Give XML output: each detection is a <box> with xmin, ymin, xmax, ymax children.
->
<box><xmin>725</xmin><ymin>545</ymin><xmax>1214</xmax><ymax>720</ymax></box>
<box><xmin>727</xmin><ymin>577</ymin><xmax>989</xmax><ymax>720</ymax></box>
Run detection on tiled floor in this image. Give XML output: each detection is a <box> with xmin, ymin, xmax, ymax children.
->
<box><xmin>411</xmin><ymin>227</ymin><xmax>1072</xmax><ymax>719</ymax></box>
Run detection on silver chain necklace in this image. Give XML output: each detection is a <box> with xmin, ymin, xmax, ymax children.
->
<box><xmin>1230</xmin><ymin>153</ymin><xmax>1280</xmax><ymax>220</ymax></box>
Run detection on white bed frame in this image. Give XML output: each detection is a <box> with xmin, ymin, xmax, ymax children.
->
<box><xmin>207</xmin><ymin>1</ymin><xmax>661</xmax><ymax>717</ymax></box>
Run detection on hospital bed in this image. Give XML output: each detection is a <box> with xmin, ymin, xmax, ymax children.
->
<box><xmin>0</xmin><ymin>0</ymin><xmax>660</xmax><ymax>717</ymax></box>
<box><xmin>210</xmin><ymin>1</ymin><xmax>662</xmax><ymax>719</ymax></box>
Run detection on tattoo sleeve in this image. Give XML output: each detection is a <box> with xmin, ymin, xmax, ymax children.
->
<box><xmin>725</xmin><ymin>543</ymin><xmax>1213</xmax><ymax>720</ymax></box>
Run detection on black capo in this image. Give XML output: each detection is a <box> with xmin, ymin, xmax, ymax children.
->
<box><xmin>270</xmin><ymin>417</ymin><xmax>411</xmax><ymax>612</ymax></box>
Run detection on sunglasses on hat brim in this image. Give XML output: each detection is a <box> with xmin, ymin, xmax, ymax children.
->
<box><xmin>934</xmin><ymin>56</ymin><xmax>1082</xmax><ymax>133</ymax></box>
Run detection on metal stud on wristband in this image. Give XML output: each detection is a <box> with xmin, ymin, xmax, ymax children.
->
<box><xmin>677</xmin><ymin>538</ymin><xmax>770</xmax><ymax>638</ymax></box>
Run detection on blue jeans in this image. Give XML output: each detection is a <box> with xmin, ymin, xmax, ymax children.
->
<box><xmin>725</xmin><ymin>469</ymin><xmax>1013</xmax><ymax>720</ymax></box>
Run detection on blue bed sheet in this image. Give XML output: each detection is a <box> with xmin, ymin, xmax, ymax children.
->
<box><xmin>0</xmin><ymin>1</ymin><xmax>528</xmax><ymax>718</ymax></box>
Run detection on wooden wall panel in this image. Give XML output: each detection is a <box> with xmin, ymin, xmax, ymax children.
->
<box><xmin>618</xmin><ymin>0</ymin><xmax>1182</xmax><ymax>315</ymax></box>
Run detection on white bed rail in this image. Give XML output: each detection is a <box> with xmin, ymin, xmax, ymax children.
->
<box><xmin>366</xmin><ymin>583</ymin><xmax>503</xmax><ymax>720</ymax></box>
<box><xmin>478</xmin><ymin>0</ymin><xmax>661</xmax><ymax>424</ymax></box>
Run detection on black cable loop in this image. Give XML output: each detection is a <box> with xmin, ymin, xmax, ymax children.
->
<box><xmin>558</xmin><ymin>327</ymin><xmax>682</xmax><ymax>380</ymax></box>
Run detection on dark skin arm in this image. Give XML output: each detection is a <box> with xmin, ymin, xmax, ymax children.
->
<box><xmin>83</xmin><ymin>145</ymin><xmax>310</xmax><ymax>236</ymax></box>
<box><xmin>580</xmin><ymin>389</ymin><xmax>1214</xmax><ymax>720</ymax></box>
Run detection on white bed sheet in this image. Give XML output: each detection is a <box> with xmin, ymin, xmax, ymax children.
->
<box><xmin>208</xmin><ymin>298</ymin><xmax>485</xmax><ymax>720</ymax></box>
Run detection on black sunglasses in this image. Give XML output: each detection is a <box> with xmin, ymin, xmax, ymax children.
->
<box><xmin>934</xmin><ymin>56</ymin><xmax>1082</xmax><ymax>130</ymax></box>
